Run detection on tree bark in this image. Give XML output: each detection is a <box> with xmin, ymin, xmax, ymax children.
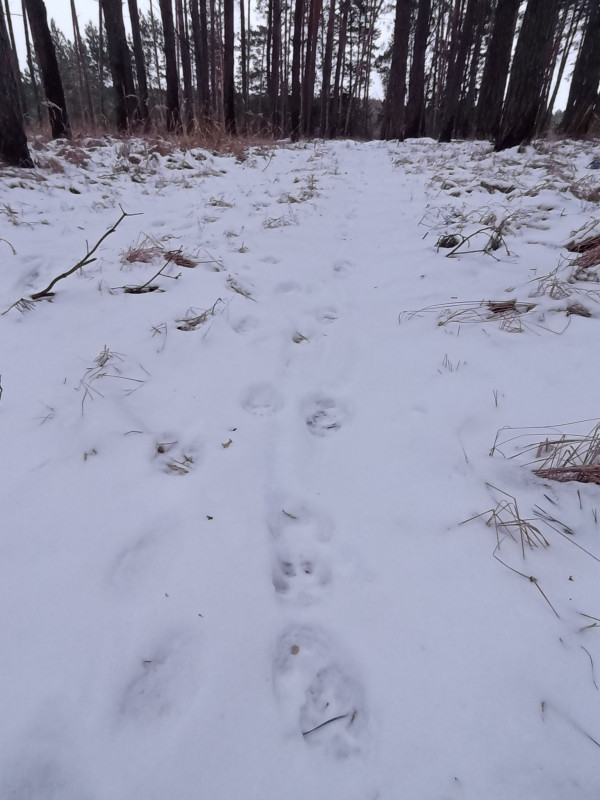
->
<box><xmin>158</xmin><ymin>0</ymin><xmax>181</xmax><ymax>131</ymax></box>
<box><xmin>239</xmin><ymin>0</ymin><xmax>248</xmax><ymax>113</ymax></box>
<box><xmin>101</xmin><ymin>0</ymin><xmax>139</xmax><ymax>130</ymax></box>
<box><xmin>474</xmin><ymin>0</ymin><xmax>520</xmax><ymax>139</ymax></box>
<box><xmin>0</xmin><ymin>1</ymin><xmax>32</xmax><ymax>165</ymax></box>
<box><xmin>289</xmin><ymin>0</ymin><xmax>304</xmax><ymax>139</ymax></box>
<box><xmin>127</xmin><ymin>0</ymin><xmax>150</xmax><ymax>125</ymax></box>
<box><xmin>270</xmin><ymin>0</ymin><xmax>281</xmax><ymax>131</ymax></box>
<box><xmin>190</xmin><ymin>0</ymin><xmax>211</xmax><ymax>120</ymax></box>
<box><xmin>24</xmin><ymin>0</ymin><xmax>71</xmax><ymax>138</ymax></box>
<box><xmin>319</xmin><ymin>0</ymin><xmax>336</xmax><ymax>135</ymax></box>
<box><xmin>301</xmin><ymin>0</ymin><xmax>322</xmax><ymax>135</ymax></box>
<box><xmin>495</xmin><ymin>0</ymin><xmax>562</xmax><ymax>150</ymax></box>
<box><xmin>380</xmin><ymin>0</ymin><xmax>412</xmax><ymax>139</ymax></box>
<box><xmin>175</xmin><ymin>0</ymin><xmax>194</xmax><ymax>130</ymax></box>
<box><xmin>21</xmin><ymin>0</ymin><xmax>42</xmax><ymax>123</ymax></box>
<box><xmin>405</xmin><ymin>0</ymin><xmax>431</xmax><ymax>138</ymax></box>
<box><xmin>223</xmin><ymin>0</ymin><xmax>236</xmax><ymax>132</ymax></box>
<box><xmin>561</xmin><ymin>0</ymin><xmax>600</xmax><ymax>137</ymax></box>
<box><xmin>438</xmin><ymin>0</ymin><xmax>478</xmax><ymax>142</ymax></box>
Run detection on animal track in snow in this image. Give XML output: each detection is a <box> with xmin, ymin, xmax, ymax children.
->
<box><xmin>119</xmin><ymin>634</ymin><xmax>193</xmax><ymax>723</ymax></box>
<box><xmin>268</xmin><ymin>506</ymin><xmax>333</xmax><ymax>603</ymax></box>
<box><xmin>230</xmin><ymin>314</ymin><xmax>259</xmax><ymax>334</ymax></box>
<box><xmin>315</xmin><ymin>307</ymin><xmax>338</xmax><ymax>324</ymax></box>
<box><xmin>273</xmin><ymin>625</ymin><xmax>366</xmax><ymax>758</ymax></box>
<box><xmin>274</xmin><ymin>280</ymin><xmax>301</xmax><ymax>295</ymax></box>
<box><xmin>332</xmin><ymin>259</ymin><xmax>354</xmax><ymax>277</ymax></box>
<box><xmin>242</xmin><ymin>383</ymin><xmax>284</xmax><ymax>416</ymax></box>
<box><xmin>304</xmin><ymin>395</ymin><xmax>348</xmax><ymax>436</ymax></box>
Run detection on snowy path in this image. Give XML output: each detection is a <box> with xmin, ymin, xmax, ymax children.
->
<box><xmin>1</xmin><ymin>138</ymin><xmax>600</xmax><ymax>798</ymax></box>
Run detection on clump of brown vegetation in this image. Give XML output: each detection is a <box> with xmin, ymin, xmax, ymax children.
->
<box><xmin>122</xmin><ymin>234</ymin><xmax>198</xmax><ymax>268</ymax></box>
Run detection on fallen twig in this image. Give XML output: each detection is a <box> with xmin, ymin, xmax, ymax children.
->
<box><xmin>30</xmin><ymin>207</ymin><xmax>138</xmax><ymax>301</ymax></box>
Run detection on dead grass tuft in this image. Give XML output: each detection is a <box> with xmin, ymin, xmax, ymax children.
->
<box><xmin>122</xmin><ymin>234</ymin><xmax>198</xmax><ymax>268</ymax></box>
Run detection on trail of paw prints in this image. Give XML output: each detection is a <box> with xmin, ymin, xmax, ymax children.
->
<box><xmin>273</xmin><ymin>625</ymin><xmax>366</xmax><ymax>758</ymax></box>
<box><xmin>268</xmin><ymin>505</ymin><xmax>334</xmax><ymax>605</ymax></box>
<box><xmin>303</xmin><ymin>394</ymin><xmax>349</xmax><ymax>436</ymax></box>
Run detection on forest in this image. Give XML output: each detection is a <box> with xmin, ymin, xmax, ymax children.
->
<box><xmin>0</xmin><ymin>0</ymin><xmax>599</xmax><ymax>167</ymax></box>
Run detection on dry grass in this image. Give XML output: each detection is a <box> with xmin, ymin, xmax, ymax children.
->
<box><xmin>491</xmin><ymin>418</ymin><xmax>600</xmax><ymax>486</ymax></box>
<box><xmin>122</xmin><ymin>234</ymin><xmax>199</xmax><ymax>268</ymax></box>
<box><xmin>175</xmin><ymin>298</ymin><xmax>224</xmax><ymax>331</ymax></box>
<box><xmin>464</xmin><ymin>484</ymin><xmax>550</xmax><ymax>557</ymax></box>
<box><xmin>400</xmin><ymin>298</ymin><xmax>536</xmax><ymax>332</ymax></box>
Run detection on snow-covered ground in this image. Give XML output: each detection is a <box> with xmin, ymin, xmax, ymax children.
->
<box><xmin>1</xmin><ymin>135</ymin><xmax>600</xmax><ymax>799</ymax></box>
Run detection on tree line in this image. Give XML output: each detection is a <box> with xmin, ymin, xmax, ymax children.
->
<box><xmin>0</xmin><ymin>0</ymin><xmax>599</xmax><ymax>167</ymax></box>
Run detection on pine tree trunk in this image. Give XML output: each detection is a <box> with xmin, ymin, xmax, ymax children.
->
<box><xmin>405</xmin><ymin>0</ymin><xmax>431</xmax><ymax>138</ymax></box>
<box><xmin>270</xmin><ymin>0</ymin><xmax>281</xmax><ymax>131</ymax></box>
<box><xmin>301</xmin><ymin>0</ymin><xmax>321</xmax><ymax>135</ymax></box>
<box><xmin>474</xmin><ymin>0</ymin><xmax>520</xmax><ymax>138</ymax></box>
<box><xmin>319</xmin><ymin>0</ymin><xmax>336</xmax><ymax>135</ymax></box>
<box><xmin>289</xmin><ymin>0</ymin><xmax>304</xmax><ymax>140</ymax></box>
<box><xmin>149</xmin><ymin>0</ymin><xmax>163</xmax><ymax>93</ymax></box>
<box><xmin>223</xmin><ymin>0</ymin><xmax>236</xmax><ymax>132</ymax></box>
<box><xmin>495</xmin><ymin>0</ymin><xmax>562</xmax><ymax>151</ymax></box>
<box><xmin>4</xmin><ymin>0</ymin><xmax>26</xmax><ymax>114</ymax></box>
<box><xmin>21</xmin><ymin>0</ymin><xmax>42</xmax><ymax>123</ymax></box>
<box><xmin>380</xmin><ymin>0</ymin><xmax>412</xmax><ymax>139</ymax></box>
<box><xmin>24</xmin><ymin>0</ymin><xmax>71</xmax><ymax>138</ymax></box>
<box><xmin>0</xmin><ymin>1</ymin><xmax>32</xmax><ymax>165</ymax></box>
<box><xmin>438</xmin><ymin>0</ymin><xmax>478</xmax><ymax>143</ymax></box>
<box><xmin>158</xmin><ymin>0</ymin><xmax>181</xmax><ymax>131</ymax></box>
<box><xmin>70</xmin><ymin>0</ymin><xmax>95</xmax><ymax>125</ymax></box>
<box><xmin>190</xmin><ymin>0</ymin><xmax>211</xmax><ymax>121</ymax></box>
<box><xmin>101</xmin><ymin>0</ymin><xmax>140</xmax><ymax>130</ymax></box>
<box><xmin>330</xmin><ymin>0</ymin><xmax>348</xmax><ymax>138</ymax></box>
<box><xmin>541</xmin><ymin>1</ymin><xmax>586</xmax><ymax>133</ymax></box>
<box><xmin>561</xmin><ymin>1</ymin><xmax>600</xmax><ymax>137</ymax></box>
<box><xmin>175</xmin><ymin>0</ymin><xmax>194</xmax><ymax>130</ymax></box>
<box><xmin>127</xmin><ymin>0</ymin><xmax>150</xmax><ymax>125</ymax></box>
<box><xmin>98</xmin><ymin>0</ymin><xmax>105</xmax><ymax>118</ymax></box>
<box><xmin>239</xmin><ymin>0</ymin><xmax>247</xmax><ymax>114</ymax></box>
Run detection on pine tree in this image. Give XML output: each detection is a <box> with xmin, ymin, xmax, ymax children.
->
<box><xmin>495</xmin><ymin>0</ymin><xmax>562</xmax><ymax>151</ymax></box>
<box><xmin>561</xmin><ymin>0</ymin><xmax>600</xmax><ymax>137</ymax></box>
<box><xmin>24</xmin><ymin>0</ymin><xmax>71</xmax><ymax>138</ymax></box>
<box><xmin>380</xmin><ymin>0</ymin><xmax>411</xmax><ymax>139</ymax></box>
<box><xmin>0</xmin><ymin>2</ymin><xmax>33</xmax><ymax>165</ymax></box>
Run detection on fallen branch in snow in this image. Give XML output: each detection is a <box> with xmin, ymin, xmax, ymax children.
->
<box><xmin>31</xmin><ymin>209</ymin><xmax>138</xmax><ymax>300</ymax></box>
<box><xmin>0</xmin><ymin>238</ymin><xmax>15</xmax><ymax>255</ymax></box>
<box><xmin>2</xmin><ymin>209</ymin><xmax>138</xmax><ymax>315</ymax></box>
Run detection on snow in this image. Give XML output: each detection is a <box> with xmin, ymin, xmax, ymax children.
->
<box><xmin>1</xmin><ymin>135</ymin><xmax>600</xmax><ymax>799</ymax></box>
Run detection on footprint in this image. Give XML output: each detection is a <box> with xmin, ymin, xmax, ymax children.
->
<box><xmin>315</xmin><ymin>307</ymin><xmax>338</xmax><ymax>324</ymax></box>
<box><xmin>274</xmin><ymin>280</ymin><xmax>301</xmax><ymax>295</ymax></box>
<box><xmin>230</xmin><ymin>314</ymin><xmax>259</xmax><ymax>334</ymax></box>
<box><xmin>268</xmin><ymin>506</ymin><xmax>333</xmax><ymax>603</ymax></box>
<box><xmin>273</xmin><ymin>625</ymin><xmax>366</xmax><ymax>758</ymax></box>
<box><xmin>333</xmin><ymin>259</ymin><xmax>354</xmax><ymax>277</ymax></box>
<box><xmin>242</xmin><ymin>383</ymin><xmax>284</xmax><ymax>416</ymax></box>
<box><xmin>304</xmin><ymin>395</ymin><xmax>348</xmax><ymax>436</ymax></box>
<box><xmin>119</xmin><ymin>633</ymin><xmax>193</xmax><ymax>723</ymax></box>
